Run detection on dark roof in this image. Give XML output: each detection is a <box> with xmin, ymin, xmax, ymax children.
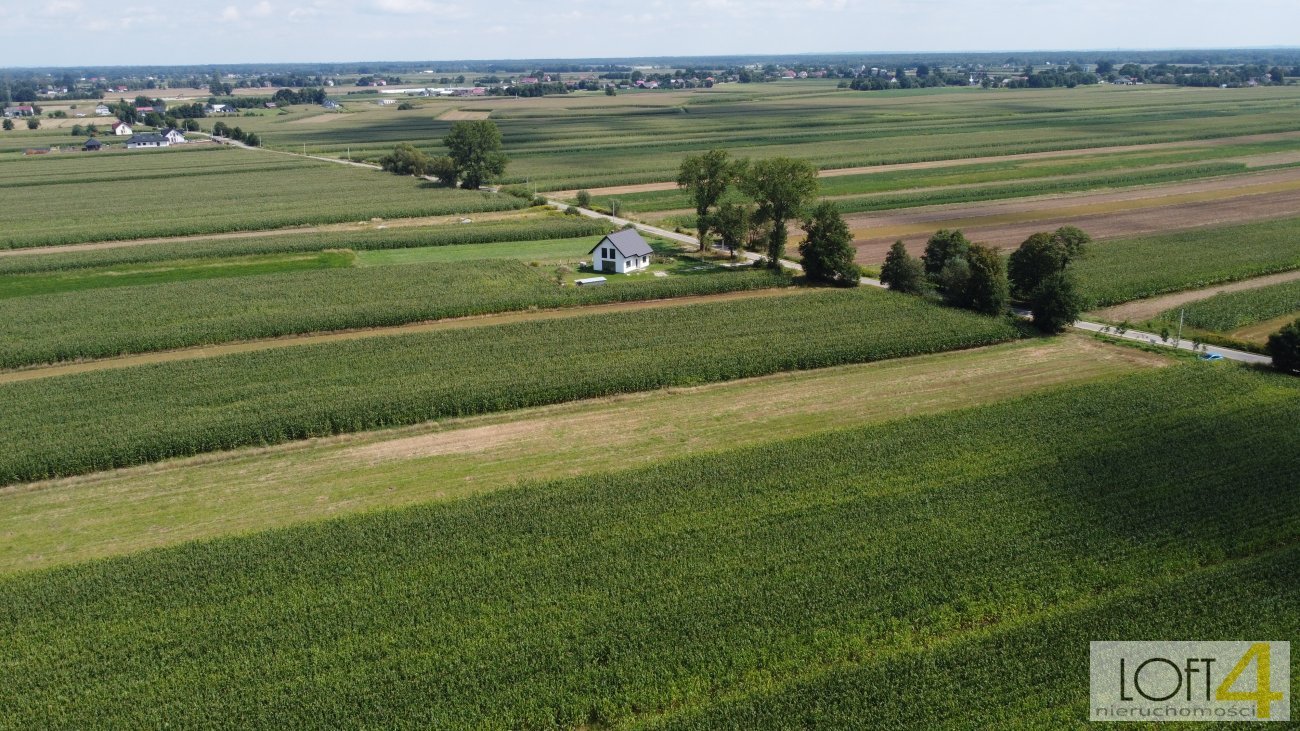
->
<box><xmin>589</xmin><ymin>229</ymin><xmax>653</xmax><ymax>257</ymax></box>
<box><xmin>126</xmin><ymin>134</ymin><xmax>167</xmax><ymax>144</ymax></box>
<box><xmin>83</xmin><ymin>138</ymin><xmax>102</xmax><ymax>148</ymax></box>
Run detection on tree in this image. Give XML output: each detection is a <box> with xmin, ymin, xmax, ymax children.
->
<box><xmin>938</xmin><ymin>257</ymin><xmax>972</xmax><ymax>306</ymax></box>
<box><xmin>676</xmin><ymin>149</ymin><xmax>736</xmax><ymax>251</ymax></box>
<box><xmin>605</xmin><ymin>86</ymin><xmax>617</xmax><ymax>96</ymax></box>
<box><xmin>427</xmin><ymin>156</ymin><xmax>458</xmax><ymax>186</ymax></box>
<box><xmin>879</xmin><ymin>241</ymin><xmax>925</xmax><ymax>294</ymax></box>
<box><xmin>183</xmin><ymin>119</ymin><xmax>200</xmax><ymax>132</ymax></box>
<box><xmin>443</xmin><ymin>120</ymin><xmax>508</xmax><ymax>189</ymax></box>
<box><xmin>379</xmin><ymin>142</ymin><xmax>431</xmax><ymax>176</ymax></box>
<box><xmin>737</xmin><ymin>156</ymin><xmax>818</xmax><ymax>266</ymax></box>
<box><xmin>921</xmin><ymin>229</ymin><xmax>970</xmax><ymax>279</ymax></box>
<box><xmin>575</xmin><ymin>190</ymin><xmax>592</xmax><ymax>208</ymax></box>
<box><xmin>799</xmin><ymin>202</ymin><xmax>860</xmax><ymax>286</ymax></box>
<box><xmin>244</xmin><ymin>132</ymin><xmax>261</xmax><ymax>147</ymax></box>
<box><xmin>711</xmin><ymin>201</ymin><xmax>751</xmax><ymax>257</ymax></box>
<box><xmin>963</xmin><ymin>244</ymin><xmax>1010</xmax><ymax>315</ymax></box>
<box><xmin>1267</xmin><ymin>318</ymin><xmax>1300</xmax><ymax>374</ymax></box>
<box><xmin>1009</xmin><ymin>226</ymin><xmax>1091</xmax><ymax>299</ymax></box>
<box><xmin>26</xmin><ymin>117</ymin><xmax>39</xmax><ymax>130</ymax></box>
<box><xmin>1028</xmin><ymin>271</ymin><xmax>1083</xmax><ymax>333</ymax></box>
<box><xmin>71</xmin><ymin>124</ymin><xmax>84</xmax><ymax>137</ymax></box>
<box><xmin>1</xmin><ymin>119</ymin><xmax>11</xmax><ymax>131</ymax></box>
<box><xmin>212</xmin><ymin>121</ymin><xmax>230</xmax><ymax>137</ymax></box>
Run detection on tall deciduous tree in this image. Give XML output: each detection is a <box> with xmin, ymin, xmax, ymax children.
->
<box><xmin>799</xmin><ymin>202</ymin><xmax>861</xmax><ymax>286</ymax></box>
<box><xmin>921</xmin><ymin>229</ymin><xmax>971</xmax><ymax>280</ymax></box>
<box><xmin>1267</xmin><ymin>318</ymin><xmax>1300</xmax><ymax>374</ymax></box>
<box><xmin>443</xmin><ymin>120</ymin><xmax>508</xmax><ymax>189</ymax></box>
<box><xmin>677</xmin><ymin>149</ymin><xmax>736</xmax><ymax>251</ymax></box>
<box><xmin>1028</xmin><ymin>271</ymin><xmax>1084</xmax><ymax>333</ymax></box>
<box><xmin>737</xmin><ymin>156</ymin><xmax>819</xmax><ymax>266</ymax></box>
<box><xmin>379</xmin><ymin>143</ymin><xmax>431</xmax><ymax>176</ymax></box>
<box><xmin>879</xmin><ymin>241</ymin><xmax>925</xmax><ymax>294</ymax></box>
<box><xmin>963</xmin><ymin>244</ymin><xmax>1011</xmax><ymax>315</ymax></box>
<box><xmin>711</xmin><ymin>201</ymin><xmax>751</xmax><ymax>257</ymax></box>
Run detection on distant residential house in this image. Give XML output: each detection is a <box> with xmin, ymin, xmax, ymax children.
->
<box><xmin>519</xmin><ymin>77</ymin><xmax>539</xmax><ymax>85</ymax></box>
<box><xmin>3</xmin><ymin>105</ymin><xmax>35</xmax><ymax>117</ymax></box>
<box><xmin>588</xmin><ymin>229</ymin><xmax>653</xmax><ymax>274</ymax></box>
<box><xmin>322</xmin><ymin>99</ymin><xmax>341</xmax><ymax>110</ymax></box>
<box><xmin>94</xmin><ymin>104</ymin><xmax>112</xmax><ymax>116</ymax></box>
<box><xmin>83</xmin><ymin>137</ymin><xmax>103</xmax><ymax>151</ymax></box>
<box><xmin>126</xmin><ymin>133</ymin><xmax>169</xmax><ymax>149</ymax></box>
<box><xmin>114</xmin><ymin>85</ymin><xmax>129</xmax><ymax>93</ymax></box>
<box><xmin>111</xmin><ymin>121</ymin><xmax>133</xmax><ymax>136</ymax></box>
<box><xmin>264</xmin><ymin>102</ymin><xmax>277</xmax><ymax>109</ymax></box>
<box><xmin>135</xmin><ymin>106</ymin><xmax>154</xmax><ymax>113</ymax></box>
<box><xmin>161</xmin><ymin>128</ymin><xmax>187</xmax><ymax>144</ymax></box>
<box><xmin>781</xmin><ymin>70</ymin><xmax>797</xmax><ymax>79</ymax></box>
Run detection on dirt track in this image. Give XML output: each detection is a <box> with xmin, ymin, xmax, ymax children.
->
<box><xmin>843</xmin><ymin>167</ymin><xmax>1300</xmax><ymax>263</ymax></box>
<box><xmin>547</xmin><ymin>131</ymin><xmax>1300</xmax><ymax>198</ymax></box>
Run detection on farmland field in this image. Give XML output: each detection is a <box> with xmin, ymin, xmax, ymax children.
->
<box><xmin>0</xmin><ymin>336</ymin><xmax>1162</xmax><ymax>573</ymax></box>
<box><xmin>0</xmin><ymin>146</ymin><xmax>524</xmax><ymax>248</ymax></box>
<box><xmin>1</xmin><ymin>365</ymin><xmax>1295</xmax><ymax>728</ymax></box>
<box><xmin>0</xmin><ymin>258</ymin><xmax>789</xmax><ymax>368</ymax></box>
<box><xmin>0</xmin><ymin>287</ymin><xmax>1017</xmax><ymax>484</ymax></box>
<box><xmin>1074</xmin><ymin>216</ymin><xmax>1300</xmax><ymax>307</ymax></box>
<box><xmin>0</xmin><ymin>214</ymin><xmax>612</xmax><ymax>273</ymax></box>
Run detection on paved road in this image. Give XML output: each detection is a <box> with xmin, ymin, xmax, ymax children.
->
<box><xmin>552</xmin><ymin>199</ymin><xmax>1273</xmax><ymax>367</ymax></box>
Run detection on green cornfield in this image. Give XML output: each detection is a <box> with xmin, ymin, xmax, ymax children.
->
<box><xmin>0</xmin><ymin>287</ymin><xmax>1017</xmax><ymax>484</ymax></box>
<box><xmin>1160</xmin><ymin>278</ymin><xmax>1300</xmax><ymax>331</ymax></box>
<box><xmin>0</xmin><ymin>260</ymin><xmax>791</xmax><ymax>368</ymax></box>
<box><xmin>0</xmin><ymin>366</ymin><xmax>1294</xmax><ymax>728</ymax></box>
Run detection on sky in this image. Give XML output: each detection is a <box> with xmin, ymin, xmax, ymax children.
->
<box><xmin>2</xmin><ymin>0</ymin><xmax>1299</xmax><ymax>67</ymax></box>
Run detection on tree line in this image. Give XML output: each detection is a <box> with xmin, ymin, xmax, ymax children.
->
<box><xmin>377</xmin><ymin>120</ymin><xmax>507</xmax><ymax>190</ymax></box>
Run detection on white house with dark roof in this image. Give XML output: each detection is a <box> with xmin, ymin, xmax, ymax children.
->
<box><xmin>589</xmin><ymin>229</ymin><xmax>653</xmax><ymax>274</ymax></box>
<box><xmin>161</xmin><ymin>128</ymin><xmax>187</xmax><ymax>144</ymax></box>
<box><xmin>126</xmin><ymin>133</ymin><xmax>169</xmax><ymax>149</ymax></box>
<box><xmin>110</xmin><ymin>120</ymin><xmax>132</xmax><ymax>136</ymax></box>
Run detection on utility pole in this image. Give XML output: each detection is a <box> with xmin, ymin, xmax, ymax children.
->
<box><xmin>1177</xmin><ymin>309</ymin><xmax>1185</xmax><ymax>346</ymax></box>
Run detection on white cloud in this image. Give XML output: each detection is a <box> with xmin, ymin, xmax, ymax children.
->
<box><xmin>371</xmin><ymin>0</ymin><xmax>435</xmax><ymax>13</ymax></box>
<box><xmin>250</xmin><ymin>1</ymin><xmax>274</xmax><ymax>17</ymax></box>
<box><xmin>220</xmin><ymin>5</ymin><xmax>241</xmax><ymax>21</ymax></box>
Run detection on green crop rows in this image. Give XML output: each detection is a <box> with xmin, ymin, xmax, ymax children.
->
<box><xmin>0</xmin><ymin>260</ymin><xmax>790</xmax><ymax>368</ymax></box>
<box><xmin>0</xmin><ymin>287</ymin><xmax>1017</xmax><ymax>484</ymax></box>
<box><xmin>1077</xmin><ymin>215</ymin><xmax>1300</xmax><ymax>307</ymax></box>
<box><xmin>0</xmin><ymin>147</ymin><xmax>524</xmax><ymax>249</ymax></box>
<box><xmin>0</xmin><ymin>366</ymin><xmax>1295</xmax><ymax>728</ymax></box>
<box><xmin>1162</xmin><ymin>278</ymin><xmax>1300</xmax><ymax>331</ymax></box>
<box><xmin>0</xmin><ymin>215</ymin><xmax>612</xmax><ymax>274</ymax></box>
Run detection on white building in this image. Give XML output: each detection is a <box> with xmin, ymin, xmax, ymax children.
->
<box><xmin>161</xmin><ymin>128</ymin><xmax>187</xmax><ymax>144</ymax></box>
<box><xmin>588</xmin><ymin>229</ymin><xmax>653</xmax><ymax>274</ymax></box>
<box><xmin>126</xmin><ymin>133</ymin><xmax>169</xmax><ymax>149</ymax></box>
<box><xmin>94</xmin><ymin>104</ymin><xmax>112</xmax><ymax>116</ymax></box>
<box><xmin>111</xmin><ymin>121</ymin><xmax>132</xmax><ymax>136</ymax></box>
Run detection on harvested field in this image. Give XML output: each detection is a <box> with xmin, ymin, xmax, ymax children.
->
<box><xmin>843</xmin><ymin>167</ymin><xmax>1300</xmax><ymax>263</ymax></box>
<box><xmin>438</xmin><ymin>109</ymin><xmax>492</xmax><ymax>121</ymax></box>
<box><xmin>1091</xmin><ymin>269</ymin><xmax>1300</xmax><ymax>322</ymax></box>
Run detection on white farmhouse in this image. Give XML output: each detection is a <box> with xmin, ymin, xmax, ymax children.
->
<box><xmin>94</xmin><ymin>104</ymin><xmax>112</xmax><ymax>116</ymax></box>
<box><xmin>588</xmin><ymin>229</ymin><xmax>653</xmax><ymax>274</ymax></box>
<box><xmin>161</xmin><ymin>128</ymin><xmax>187</xmax><ymax>144</ymax></box>
<box><xmin>126</xmin><ymin>133</ymin><xmax>170</xmax><ymax>149</ymax></box>
<box><xmin>110</xmin><ymin>120</ymin><xmax>133</xmax><ymax>136</ymax></box>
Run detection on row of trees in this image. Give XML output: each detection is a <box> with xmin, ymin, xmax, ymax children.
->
<box><xmin>211</xmin><ymin>121</ymin><xmax>260</xmax><ymax>146</ymax></box>
<box><xmin>1</xmin><ymin>118</ymin><xmax>40</xmax><ymax>131</ymax></box>
<box><xmin>676</xmin><ymin>149</ymin><xmax>860</xmax><ymax>286</ymax></box>
<box><xmin>880</xmin><ymin>227</ymin><xmax>1088</xmax><ymax>332</ymax></box>
<box><xmin>378</xmin><ymin>120</ymin><xmax>507</xmax><ymax>189</ymax></box>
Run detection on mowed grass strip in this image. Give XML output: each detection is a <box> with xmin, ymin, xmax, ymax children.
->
<box><xmin>0</xmin><ymin>336</ymin><xmax>1162</xmax><ymax>574</ymax></box>
<box><xmin>0</xmin><ymin>287</ymin><xmax>1018</xmax><ymax>485</ymax></box>
<box><xmin>1076</xmin><ymin>215</ymin><xmax>1300</xmax><ymax>307</ymax></box>
<box><xmin>0</xmin><ymin>366</ymin><xmax>1295</xmax><ymax>728</ymax></box>
<box><xmin>0</xmin><ymin>215</ymin><xmax>612</xmax><ymax>274</ymax></box>
<box><xmin>0</xmin><ymin>260</ymin><xmax>788</xmax><ymax>369</ymax></box>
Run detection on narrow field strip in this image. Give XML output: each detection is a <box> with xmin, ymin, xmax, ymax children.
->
<box><xmin>1091</xmin><ymin>269</ymin><xmax>1300</xmax><ymax>322</ymax></box>
<box><xmin>0</xmin><ymin>336</ymin><xmax>1161</xmax><ymax>574</ymax></box>
<box><xmin>0</xmin><ymin>287</ymin><xmax>1019</xmax><ymax>485</ymax></box>
<box><xmin>0</xmin><ymin>286</ymin><xmax>808</xmax><ymax>384</ymax></box>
